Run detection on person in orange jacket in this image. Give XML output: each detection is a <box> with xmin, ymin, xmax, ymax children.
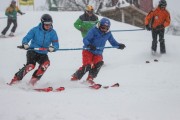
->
<box><xmin>145</xmin><ymin>0</ymin><xmax>170</xmax><ymax>54</ymax></box>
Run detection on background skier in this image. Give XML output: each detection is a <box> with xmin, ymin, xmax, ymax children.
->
<box><xmin>74</xmin><ymin>5</ymin><xmax>99</xmax><ymax>38</ymax></box>
<box><xmin>9</xmin><ymin>14</ymin><xmax>59</xmax><ymax>86</ymax></box>
<box><xmin>145</xmin><ymin>0</ymin><xmax>170</xmax><ymax>54</ymax></box>
<box><xmin>1</xmin><ymin>0</ymin><xmax>25</xmax><ymax>37</ymax></box>
<box><xmin>71</xmin><ymin>18</ymin><xmax>126</xmax><ymax>85</ymax></box>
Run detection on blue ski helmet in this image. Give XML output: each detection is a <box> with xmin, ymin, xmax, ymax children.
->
<box><xmin>100</xmin><ymin>18</ymin><xmax>111</xmax><ymax>28</ymax></box>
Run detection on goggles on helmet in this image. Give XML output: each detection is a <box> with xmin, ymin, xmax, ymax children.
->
<box><xmin>43</xmin><ymin>21</ymin><xmax>52</xmax><ymax>25</ymax></box>
<box><xmin>99</xmin><ymin>25</ymin><xmax>109</xmax><ymax>33</ymax></box>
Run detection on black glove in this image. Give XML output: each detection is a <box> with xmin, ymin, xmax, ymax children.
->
<box><xmin>155</xmin><ymin>25</ymin><xmax>164</xmax><ymax>30</ymax></box>
<box><xmin>145</xmin><ymin>25</ymin><xmax>151</xmax><ymax>31</ymax></box>
<box><xmin>21</xmin><ymin>13</ymin><xmax>25</xmax><ymax>15</ymax></box>
<box><xmin>87</xmin><ymin>44</ymin><xmax>96</xmax><ymax>51</ymax></box>
<box><xmin>118</xmin><ymin>43</ymin><xmax>126</xmax><ymax>50</ymax></box>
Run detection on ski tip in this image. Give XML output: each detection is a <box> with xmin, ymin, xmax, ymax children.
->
<box><xmin>111</xmin><ymin>83</ymin><xmax>120</xmax><ymax>87</ymax></box>
<box><xmin>55</xmin><ymin>87</ymin><xmax>65</xmax><ymax>92</ymax></box>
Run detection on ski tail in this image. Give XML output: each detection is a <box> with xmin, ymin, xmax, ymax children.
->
<box><xmin>34</xmin><ymin>87</ymin><xmax>53</xmax><ymax>92</ymax></box>
<box><xmin>89</xmin><ymin>83</ymin><xmax>120</xmax><ymax>89</ymax></box>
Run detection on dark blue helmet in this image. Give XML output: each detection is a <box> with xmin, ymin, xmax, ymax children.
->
<box><xmin>41</xmin><ymin>14</ymin><xmax>53</xmax><ymax>25</ymax></box>
<box><xmin>100</xmin><ymin>18</ymin><xmax>111</xmax><ymax>28</ymax></box>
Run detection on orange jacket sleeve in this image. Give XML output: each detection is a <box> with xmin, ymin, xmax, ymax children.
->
<box><xmin>145</xmin><ymin>10</ymin><xmax>154</xmax><ymax>25</ymax></box>
<box><xmin>163</xmin><ymin>11</ymin><xmax>171</xmax><ymax>27</ymax></box>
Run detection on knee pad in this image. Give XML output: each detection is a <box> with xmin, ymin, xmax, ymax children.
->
<box><xmin>32</xmin><ymin>61</ymin><xmax>50</xmax><ymax>80</ymax></box>
<box><xmin>89</xmin><ymin>61</ymin><xmax>104</xmax><ymax>78</ymax></box>
<box><xmin>41</xmin><ymin>61</ymin><xmax>50</xmax><ymax>71</ymax></box>
<box><xmin>25</xmin><ymin>64</ymin><xmax>35</xmax><ymax>73</ymax></box>
<box><xmin>94</xmin><ymin>61</ymin><xmax>104</xmax><ymax>68</ymax></box>
<box><xmin>15</xmin><ymin>64</ymin><xmax>35</xmax><ymax>80</ymax></box>
<box><xmin>74</xmin><ymin>64</ymin><xmax>91</xmax><ymax>80</ymax></box>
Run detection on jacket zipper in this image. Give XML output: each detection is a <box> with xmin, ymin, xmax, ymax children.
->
<box><xmin>43</xmin><ymin>32</ymin><xmax>46</xmax><ymax>48</ymax></box>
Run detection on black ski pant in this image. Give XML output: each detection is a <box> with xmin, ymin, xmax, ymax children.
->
<box><xmin>14</xmin><ymin>50</ymin><xmax>50</xmax><ymax>80</ymax></box>
<box><xmin>151</xmin><ymin>28</ymin><xmax>166</xmax><ymax>53</ymax></box>
<box><xmin>1</xmin><ymin>18</ymin><xmax>17</xmax><ymax>35</ymax></box>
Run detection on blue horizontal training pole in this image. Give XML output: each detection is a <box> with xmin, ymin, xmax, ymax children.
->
<box><xmin>17</xmin><ymin>46</ymin><xmax>119</xmax><ymax>51</ymax></box>
<box><xmin>111</xmin><ymin>28</ymin><xmax>145</xmax><ymax>32</ymax></box>
<box><xmin>56</xmin><ymin>46</ymin><xmax>119</xmax><ymax>51</ymax></box>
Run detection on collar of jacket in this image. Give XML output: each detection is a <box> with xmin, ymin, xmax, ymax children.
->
<box><xmin>157</xmin><ymin>6</ymin><xmax>166</xmax><ymax>11</ymax></box>
<box><xmin>10</xmin><ymin>5</ymin><xmax>16</xmax><ymax>9</ymax></box>
<box><xmin>84</xmin><ymin>12</ymin><xmax>95</xmax><ymax>18</ymax></box>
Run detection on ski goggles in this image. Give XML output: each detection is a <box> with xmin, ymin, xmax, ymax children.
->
<box><xmin>43</xmin><ymin>21</ymin><xmax>52</xmax><ymax>25</ymax></box>
<box><xmin>99</xmin><ymin>25</ymin><xmax>109</xmax><ymax>31</ymax></box>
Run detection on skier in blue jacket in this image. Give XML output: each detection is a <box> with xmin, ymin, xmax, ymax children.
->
<box><xmin>71</xmin><ymin>17</ymin><xmax>126</xmax><ymax>85</ymax></box>
<box><xmin>9</xmin><ymin>14</ymin><xmax>59</xmax><ymax>86</ymax></box>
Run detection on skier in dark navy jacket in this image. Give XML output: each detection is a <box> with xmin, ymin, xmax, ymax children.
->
<box><xmin>9</xmin><ymin>14</ymin><xmax>59</xmax><ymax>86</ymax></box>
<box><xmin>71</xmin><ymin>17</ymin><xmax>126</xmax><ymax>85</ymax></box>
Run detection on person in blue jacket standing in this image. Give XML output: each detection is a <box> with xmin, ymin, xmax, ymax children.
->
<box><xmin>71</xmin><ymin>18</ymin><xmax>126</xmax><ymax>85</ymax></box>
<box><xmin>9</xmin><ymin>14</ymin><xmax>59</xmax><ymax>86</ymax></box>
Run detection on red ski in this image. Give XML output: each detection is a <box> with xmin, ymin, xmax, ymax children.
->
<box><xmin>103</xmin><ymin>83</ymin><xmax>120</xmax><ymax>89</ymax></box>
<box><xmin>34</xmin><ymin>87</ymin><xmax>53</xmax><ymax>92</ymax></box>
<box><xmin>34</xmin><ymin>87</ymin><xmax>65</xmax><ymax>92</ymax></box>
<box><xmin>89</xmin><ymin>83</ymin><xmax>120</xmax><ymax>90</ymax></box>
<box><xmin>54</xmin><ymin>87</ymin><xmax>65</xmax><ymax>92</ymax></box>
<box><xmin>89</xmin><ymin>84</ymin><xmax>102</xmax><ymax>89</ymax></box>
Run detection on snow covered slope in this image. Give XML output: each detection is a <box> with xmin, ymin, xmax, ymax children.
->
<box><xmin>0</xmin><ymin>11</ymin><xmax>180</xmax><ymax>120</ymax></box>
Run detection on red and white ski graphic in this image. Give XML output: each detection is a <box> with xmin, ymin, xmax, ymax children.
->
<box><xmin>34</xmin><ymin>87</ymin><xmax>65</xmax><ymax>92</ymax></box>
<box><xmin>89</xmin><ymin>83</ymin><xmax>120</xmax><ymax>89</ymax></box>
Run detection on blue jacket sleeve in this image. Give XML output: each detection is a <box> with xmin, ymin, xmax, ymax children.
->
<box><xmin>108</xmin><ymin>32</ymin><xmax>120</xmax><ymax>47</ymax></box>
<box><xmin>51</xmin><ymin>31</ymin><xmax>59</xmax><ymax>51</ymax></box>
<box><xmin>83</xmin><ymin>29</ymin><xmax>94</xmax><ymax>46</ymax></box>
<box><xmin>22</xmin><ymin>28</ymin><xmax>35</xmax><ymax>45</ymax></box>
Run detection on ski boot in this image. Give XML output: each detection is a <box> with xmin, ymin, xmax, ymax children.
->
<box><xmin>86</xmin><ymin>75</ymin><xmax>95</xmax><ymax>85</ymax></box>
<box><xmin>71</xmin><ymin>75</ymin><xmax>79</xmax><ymax>81</ymax></box>
<box><xmin>0</xmin><ymin>34</ymin><xmax>6</xmax><ymax>38</ymax></box>
<box><xmin>151</xmin><ymin>50</ymin><xmax>156</xmax><ymax>55</ymax></box>
<box><xmin>71</xmin><ymin>64</ymin><xmax>91</xmax><ymax>81</ymax></box>
<box><xmin>9</xmin><ymin>32</ymin><xmax>14</xmax><ymax>37</ymax></box>
<box><xmin>9</xmin><ymin>75</ymin><xmax>20</xmax><ymax>85</ymax></box>
<box><xmin>29</xmin><ymin>77</ymin><xmax>39</xmax><ymax>86</ymax></box>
